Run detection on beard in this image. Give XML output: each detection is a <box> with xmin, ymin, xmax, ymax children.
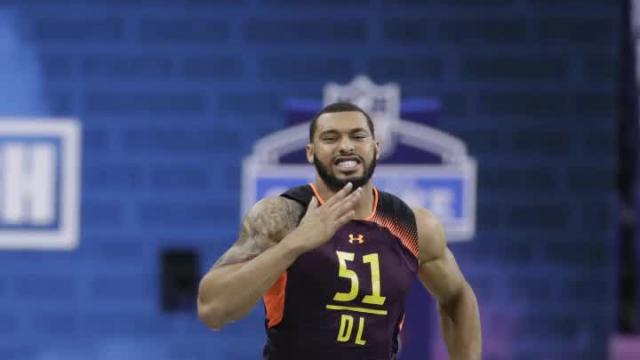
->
<box><xmin>313</xmin><ymin>149</ymin><xmax>377</xmax><ymax>193</ymax></box>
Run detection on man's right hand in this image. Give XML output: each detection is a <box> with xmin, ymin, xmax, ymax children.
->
<box><xmin>285</xmin><ymin>182</ymin><xmax>363</xmax><ymax>253</ymax></box>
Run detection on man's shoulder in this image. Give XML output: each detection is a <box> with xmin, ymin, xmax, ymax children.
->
<box><xmin>280</xmin><ymin>184</ymin><xmax>314</xmax><ymax>207</ymax></box>
<box><xmin>411</xmin><ymin>207</ymin><xmax>440</xmax><ymax>227</ymax></box>
<box><xmin>246</xmin><ymin>196</ymin><xmax>305</xmax><ymax>240</ymax></box>
<box><xmin>376</xmin><ymin>189</ymin><xmax>415</xmax><ymax>221</ymax></box>
<box><xmin>376</xmin><ymin>189</ymin><xmax>441</xmax><ymax>230</ymax></box>
<box><xmin>411</xmin><ymin>206</ymin><xmax>446</xmax><ymax>263</ymax></box>
<box><xmin>250</xmin><ymin>196</ymin><xmax>304</xmax><ymax>219</ymax></box>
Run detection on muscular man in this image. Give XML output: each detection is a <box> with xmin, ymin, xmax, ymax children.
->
<box><xmin>198</xmin><ymin>102</ymin><xmax>482</xmax><ymax>359</ymax></box>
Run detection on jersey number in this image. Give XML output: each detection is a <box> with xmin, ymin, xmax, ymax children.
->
<box><xmin>332</xmin><ymin>251</ymin><xmax>386</xmax><ymax>346</ymax></box>
<box><xmin>333</xmin><ymin>251</ymin><xmax>386</xmax><ymax>305</ymax></box>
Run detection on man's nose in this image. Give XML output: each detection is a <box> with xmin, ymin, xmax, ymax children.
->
<box><xmin>338</xmin><ymin>138</ymin><xmax>355</xmax><ymax>153</ymax></box>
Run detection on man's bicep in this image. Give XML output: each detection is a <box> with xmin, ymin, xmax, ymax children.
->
<box><xmin>212</xmin><ymin>197</ymin><xmax>302</xmax><ymax>268</ymax></box>
<box><xmin>212</xmin><ymin>217</ymin><xmax>267</xmax><ymax>268</ymax></box>
<box><xmin>414</xmin><ymin>207</ymin><xmax>467</xmax><ymax>303</ymax></box>
<box><xmin>418</xmin><ymin>248</ymin><xmax>466</xmax><ymax>304</ymax></box>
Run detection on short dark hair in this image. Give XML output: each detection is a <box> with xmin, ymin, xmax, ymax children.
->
<box><xmin>309</xmin><ymin>102</ymin><xmax>375</xmax><ymax>142</ymax></box>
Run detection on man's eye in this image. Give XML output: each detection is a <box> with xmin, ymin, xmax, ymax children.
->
<box><xmin>323</xmin><ymin>137</ymin><xmax>337</xmax><ymax>142</ymax></box>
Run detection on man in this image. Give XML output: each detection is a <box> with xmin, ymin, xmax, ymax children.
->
<box><xmin>198</xmin><ymin>102</ymin><xmax>482</xmax><ymax>359</ymax></box>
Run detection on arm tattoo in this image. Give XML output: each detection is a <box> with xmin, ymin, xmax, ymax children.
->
<box><xmin>213</xmin><ymin>197</ymin><xmax>303</xmax><ymax>268</ymax></box>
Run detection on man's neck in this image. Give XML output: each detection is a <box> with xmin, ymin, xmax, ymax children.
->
<box><xmin>312</xmin><ymin>179</ymin><xmax>375</xmax><ymax>219</ymax></box>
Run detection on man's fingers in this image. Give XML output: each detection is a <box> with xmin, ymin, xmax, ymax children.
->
<box><xmin>305</xmin><ymin>196</ymin><xmax>319</xmax><ymax>215</ymax></box>
<box><xmin>332</xmin><ymin>188</ymin><xmax>362</xmax><ymax>216</ymax></box>
<box><xmin>336</xmin><ymin>188</ymin><xmax>362</xmax><ymax>211</ymax></box>
<box><xmin>335</xmin><ymin>210</ymin><xmax>356</xmax><ymax>227</ymax></box>
<box><xmin>325</xmin><ymin>182</ymin><xmax>353</xmax><ymax>207</ymax></box>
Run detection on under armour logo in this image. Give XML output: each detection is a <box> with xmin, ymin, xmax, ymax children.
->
<box><xmin>348</xmin><ymin>234</ymin><xmax>364</xmax><ymax>244</ymax></box>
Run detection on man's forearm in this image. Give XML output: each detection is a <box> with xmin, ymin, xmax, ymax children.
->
<box><xmin>438</xmin><ymin>283</ymin><xmax>482</xmax><ymax>360</ymax></box>
<box><xmin>197</xmin><ymin>235</ymin><xmax>304</xmax><ymax>329</ymax></box>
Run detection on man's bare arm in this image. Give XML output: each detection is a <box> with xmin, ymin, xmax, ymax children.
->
<box><xmin>197</xmin><ymin>197</ymin><xmax>303</xmax><ymax>329</ymax></box>
<box><xmin>198</xmin><ymin>183</ymin><xmax>362</xmax><ymax>330</ymax></box>
<box><xmin>415</xmin><ymin>208</ymin><xmax>482</xmax><ymax>360</ymax></box>
<box><xmin>212</xmin><ymin>197</ymin><xmax>302</xmax><ymax>268</ymax></box>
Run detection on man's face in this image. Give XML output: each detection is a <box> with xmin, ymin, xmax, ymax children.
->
<box><xmin>307</xmin><ymin>111</ymin><xmax>379</xmax><ymax>192</ymax></box>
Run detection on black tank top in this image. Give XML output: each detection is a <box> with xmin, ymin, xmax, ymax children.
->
<box><xmin>262</xmin><ymin>184</ymin><xmax>419</xmax><ymax>360</ymax></box>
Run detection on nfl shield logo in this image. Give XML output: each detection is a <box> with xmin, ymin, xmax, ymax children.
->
<box><xmin>324</xmin><ymin>76</ymin><xmax>401</xmax><ymax>158</ymax></box>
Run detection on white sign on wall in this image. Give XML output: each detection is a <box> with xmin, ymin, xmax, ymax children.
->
<box><xmin>0</xmin><ymin>119</ymin><xmax>81</xmax><ymax>250</ymax></box>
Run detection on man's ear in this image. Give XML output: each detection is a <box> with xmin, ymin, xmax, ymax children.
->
<box><xmin>305</xmin><ymin>143</ymin><xmax>314</xmax><ymax>164</ymax></box>
<box><xmin>374</xmin><ymin>140</ymin><xmax>381</xmax><ymax>160</ymax></box>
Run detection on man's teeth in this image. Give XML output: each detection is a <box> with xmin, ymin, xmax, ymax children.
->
<box><xmin>337</xmin><ymin>160</ymin><xmax>358</xmax><ymax>169</ymax></box>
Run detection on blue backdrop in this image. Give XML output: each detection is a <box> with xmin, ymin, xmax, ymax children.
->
<box><xmin>0</xmin><ymin>1</ymin><xmax>620</xmax><ymax>359</ymax></box>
